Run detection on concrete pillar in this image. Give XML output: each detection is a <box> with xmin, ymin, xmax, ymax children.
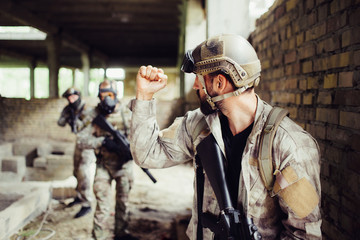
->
<box><xmin>72</xmin><ymin>68</ymin><xmax>76</xmax><ymax>86</ymax></box>
<box><xmin>29</xmin><ymin>60</ymin><xmax>36</xmax><ymax>99</ymax></box>
<box><xmin>46</xmin><ymin>34</ymin><xmax>61</xmax><ymax>98</ymax></box>
<box><xmin>81</xmin><ymin>52</ymin><xmax>90</xmax><ymax>96</ymax></box>
<box><xmin>184</xmin><ymin>0</ymin><xmax>207</xmax><ymax>104</ymax></box>
<box><xmin>207</xmin><ymin>0</ymin><xmax>250</xmax><ymax>38</ymax></box>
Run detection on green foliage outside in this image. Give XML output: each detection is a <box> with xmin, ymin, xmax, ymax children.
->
<box><xmin>0</xmin><ymin>67</ymin><xmax>105</xmax><ymax>99</ymax></box>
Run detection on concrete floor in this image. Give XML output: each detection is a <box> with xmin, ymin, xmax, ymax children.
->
<box><xmin>5</xmin><ymin>162</ymin><xmax>194</xmax><ymax>240</ymax></box>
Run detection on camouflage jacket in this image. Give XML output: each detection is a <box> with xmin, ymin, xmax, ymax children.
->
<box><xmin>129</xmin><ymin>95</ymin><xmax>322</xmax><ymax>240</ymax></box>
<box><xmin>76</xmin><ymin>103</ymin><xmax>132</xmax><ymax>175</ymax></box>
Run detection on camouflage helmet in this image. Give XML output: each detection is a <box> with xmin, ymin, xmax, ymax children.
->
<box><xmin>181</xmin><ymin>34</ymin><xmax>261</xmax><ymax>110</ymax></box>
<box><xmin>181</xmin><ymin>34</ymin><xmax>261</xmax><ymax>89</ymax></box>
<box><xmin>98</xmin><ymin>79</ymin><xmax>118</xmax><ymax>100</ymax></box>
<box><xmin>62</xmin><ymin>87</ymin><xmax>81</xmax><ymax>98</ymax></box>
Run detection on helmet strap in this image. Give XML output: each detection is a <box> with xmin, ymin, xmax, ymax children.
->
<box><xmin>197</xmin><ymin>75</ymin><xmax>217</xmax><ymax>110</ymax></box>
<box><xmin>198</xmin><ymin>74</ymin><xmax>260</xmax><ymax>110</ymax></box>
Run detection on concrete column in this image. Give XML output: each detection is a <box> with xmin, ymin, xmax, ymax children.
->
<box><xmin>72</xmin><ymin>68</ymin><xmax>76</xmax><ymax>86</ymax></box>
<box><xmin>81</xmin><ymin>52</ymin><xmax>90</xmax><ymax>96</ymax></box>
<box><xmin>207</xmin><ymin>0</ymin><xmax>250</xmax><ymax>38</ymax></box>
<box><xmin>184</xmin><ymin>0</ymin><xmax>207</xmax><ymax>103</ymax></box>
<box><xmin>46</xmin><ymin>34</ymin><xmax>61</xmax><ymax>98</ymax></box>
<box><xmin>29</xmin><ymin>60</ymin><xmax>36</xmax><ymax>99</ymax></box>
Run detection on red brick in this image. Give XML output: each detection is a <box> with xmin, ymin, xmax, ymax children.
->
<box><xmin>307</xmin><ymin>124</ymin><xmax>326</xmax><ymax>139</ymax></box>
<box><xmin>285</xmin><ymin>50</ymin><xmax>297</xmax><ymax>64</ymax></box>
<box><xmin>273</xmin><ymin>54</ymin><xmax>283</xmax><ymax>66</ymax></box>
<box><xmin>307</xmin><ymin>11</ymin><xmax>317</xmax><ymax>27</ymax></box>
<box><xmin>355</xmin><ymin>51</ymin><xmax>360</xmax><ymax>66</ymax></box>
<box><xmin>326</xmin><ymin>126</ymin><xmax>351</xmax><ymax>146</ymax></box>
<box><xmin>306</xmin><ymin>22</ymin><xmax>326</xmax><ymax>41</ymax></box>
<box><xmin>272</xmin><ymin>92</ymin><xmax>296</xmax><ymax>104</ymax></box>
<box><xmin>328</xmin><ymin>52</ymin><xmax>351</xmax><ymax>69</ymax></box>
<box><xmin>303</xmin><ymin>93</ymin><xmax>313</xmax><ymax>105</ymax></box>
<box><xmin>340</xmin><ymin>111</ymin><xmax>360</xmax><ymax>130</ymax></box>
<box><xmin>298</xmin><ymin>107</ymin><xmax>316</xmax><ymax>120</ymax></box>
<box><xmin>305</xmin><ymin>0</ymin><xmax>315</xmax><ymax>12</ymax></box>
<box><xmin>299</xmin><ymin>79</ymin><xmax>307</xmax><ymax>90</ymax></box>
<box><xmin>346</xmin><ymin>151</ymin><xmax>360</xmax><ymax>174</ymax></box>
<box><xmin>262</xmin><ymin>59</ymin><xmax>271</xmax><ymax>70</ymax></box>
<box><xmin>350</xmin><ymin>134</ymin><xmax>360</xmax><ymax>152</ymax></box>
<box><xmin>275</xmin><ymin>5</ymin><xmax>286</xmax><ymax>20</ymax></box>
<box><xmin>314</xmin><ymin>58</ymin><xmax>328</xmax><ymax>71</ymax></box>
<box><xmin>272</xmin><ymin>67</ymin><xmax>285</xmax><ymax>79</ymax></box>
<box><xmin>349</xmin><ymin>6</ymin><xmax>360</xmax><ymax>27</ymax></box>
<box><xmin>286</xmin><ymin>26</ymin><xmax>292</xmax><ymax>39</ymax></box>
<box><xmin>299</xmin><ymin>44</ymin><xmax>315</xmax><ymax>59</ymax></box>
<box><xmin>286</xmin><ymin>0</ymin><xmax>298</xmax><ymax>12</ymax></box>
<box><xmin>339</xmin><ymin>208</ymin><xmax>356</xmax><ymax>234</ymax></box>
<box><xmin>307</xmin><ymin>76</ymin><xmax>320</xmax><ymax>89</ymax></box>
<box><xmin>327</xmin><ymin>13</ymin><xmax>347</xmax><ymax>33</ymax></box>
<box><xmin>296</xmin><ymin>32</ymin><xmax>304</xmax><ymax>47</ymax></box>
<box><xmin>325</xmin><ymin>146</ymin><xmax>343</xmax><ymax>165</ymax></box>
<box><xmin>317</xmin><ymin>36</ymin><xmax>340</xmax><ymax>53</ymax></box>
<box><xmin>302</xmin><ymin>60</ymin><xmax>313</xmax><ymax>73</ymax></box>
<box><xmin>278</xmin><ymin>14</ymin><xmax>291</xmax><ymax>28</ymax></box>
<box><xmin>287</xmin><ymin>107</ymin><xmax>298</xmax><ymax>118</ymax></box>
<box><xmin>284</xmin><ymin>78</ymin><xmax>298</xmax><ymax>89</ymax></box>
<box><xmin>321</xmin><ymin>161</ymin><xmax>330</xmax><ymax>177</ymax></box>
<box><xmin>334</xmin><ymin>90</ymin><xmax>360</xmax><ymax>106</ymax></box>
<box><xmin>317</xmin><ymin>91</ymin><xmax>332</xmax><ymax>105</ymax></box>
<box><xmin>342</xmin><ymin>27</ymin><xmax>360</xmax><ymax>48</ymax></box>
<box><xmin>316</xmin><ymin>108</ymin><xmax>339</xmax><ymax>124</ymax></box>
<box><xmin>324</xmin><ymin>73</ymin><xmax>338</xmax><ymax>89</ymax></box>
<box><xmin>318</xmin><ymin>3</ymin><xmax>329</xmax><ymax>22</ymax></box>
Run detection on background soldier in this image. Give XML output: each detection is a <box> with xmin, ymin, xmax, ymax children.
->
<box><xmin>58</xmin><ymin>87</ymin><xmax>96</xmax><ymax>218</ymax></box>
<box><xmin>77</xmin><ymin>80</ymin><xmax>136</xmax><ymax>240</ymax></box>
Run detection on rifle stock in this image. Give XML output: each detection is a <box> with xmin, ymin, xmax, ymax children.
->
<box><xmin>196</xmin><ymin>134</ymin><xmax>261</xmax><ymax>240</ymax></box>
<box><xmin>92</xmin><ymin>114</ymin><xmax>157</xmax><ymax>183</ymax></box>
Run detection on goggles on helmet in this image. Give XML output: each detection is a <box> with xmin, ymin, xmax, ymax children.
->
<box><xmin>98</xmin><ymin>87</ymin><xmax>117</xmax><ymax>100</ymax></box>
<box><xmin>62</xmin><ymin>87</ymin><xmax>80</xmax><ymax>98</ymax></box>
<box><xmin>180</xmin><ymin>50</ymin><xmax>195</xmax><ymax>73</ymax></box>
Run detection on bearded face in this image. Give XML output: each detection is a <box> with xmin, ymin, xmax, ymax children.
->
<box><xmin>196</xmin><ymin>89</ymin><xmax>217</xmax><ymax>115</ymax></box>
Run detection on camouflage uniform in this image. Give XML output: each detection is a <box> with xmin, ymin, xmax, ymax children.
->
<box><xmin>77</xmin><ymin>103</ymin><xmax>134</xmax><ymax>240</ymax></box>
<box><xmin>58</xmin><ymin>99</ymin><xmax>96</xmax><ymax>208</ymax></box>
<box><xmin>129</xmin><ymin>95</ymin><xmax>322</xmax><ymax>240</ymax></box>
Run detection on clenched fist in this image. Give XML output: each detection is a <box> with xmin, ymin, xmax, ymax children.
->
<box><xmin>136</xmin><ymin>65</ymin><xmax>168</xmax><ymax>100</ymax></box>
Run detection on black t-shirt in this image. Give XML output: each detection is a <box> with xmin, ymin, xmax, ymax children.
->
<box><xmin>220</xmin><ymin>114</ymin><xmax>254</xmax><ymax>207</ymax></box>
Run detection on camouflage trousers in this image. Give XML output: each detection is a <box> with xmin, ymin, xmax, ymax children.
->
<box><xmin>92</xmin><ymin>160</ymin><xmax>134</xmax><ymax>240</ymax></box>
<box><xmin>73</xmin><ymin>144</ymin><xmax>96</xmax><ymax>207</ymax></box>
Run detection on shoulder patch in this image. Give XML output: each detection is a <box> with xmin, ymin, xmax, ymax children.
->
<box><xmin>273</xmin><ymin>166</ymin><xmax>319</xmax><ymax>218</ymax></box>
<box><xmin>279</xmin><ymin>177</ymin><xmax>319</xmax><ymax>219</ymax></box>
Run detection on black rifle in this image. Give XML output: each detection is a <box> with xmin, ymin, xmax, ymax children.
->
<box><xmin>92</xmin><ymin>114</ymin><xmax>157</xmax><ymax>183</ymax></box>
<box><xmin>196</xmin><ymin>134</ymin><xmax>262</xmax><ymax>240</ymax></box>
<box><xmin>64</xmin><ymin>106</ymin><xmax>77</xmax><ymax>133</ymax></box>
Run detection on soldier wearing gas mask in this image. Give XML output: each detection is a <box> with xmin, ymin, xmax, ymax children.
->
<box><xmin>58</xmin><ymin>87</ymin><xmax>96</xmax><ymax>218</ymax></box>
<box><xmin>77</xmin><ymin>79</ymin><xmax>136</xmax><ymax>240</ymax></box>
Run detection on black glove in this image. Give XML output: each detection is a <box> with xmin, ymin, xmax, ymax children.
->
<box><xmin>102</xmin><ymin>136</ymin><xmax>120</xmax><ymax>153</ymax></box>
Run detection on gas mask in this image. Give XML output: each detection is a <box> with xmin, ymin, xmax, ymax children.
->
<box><xmin>69</xmin><ymin>97</ymin><xmax>81</xmax><ymax>110</ymax></box>
<box><xmin>98</xmin><ymin>81</ymin><xmax>118</xmax><ymax>115</ymax></box>
<box><xmin>99</xmin><ymin>95</ymin><xmax>117</xmax><ymax>114</ymax></box>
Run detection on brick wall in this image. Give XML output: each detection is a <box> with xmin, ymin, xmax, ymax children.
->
<box><xmin>249</xmin><ymin>0</ymin><xmax>360</xmax><ymax>239</ymax></box>
<box><xmin>0</xmin><ymin>97</ymin><xmax>76</xmax><ymax>143</ymax></box>
<box><xmin>0</xmin><ymin>95</ymin><xmax>181</xmax><ymax>144</ymax></box>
